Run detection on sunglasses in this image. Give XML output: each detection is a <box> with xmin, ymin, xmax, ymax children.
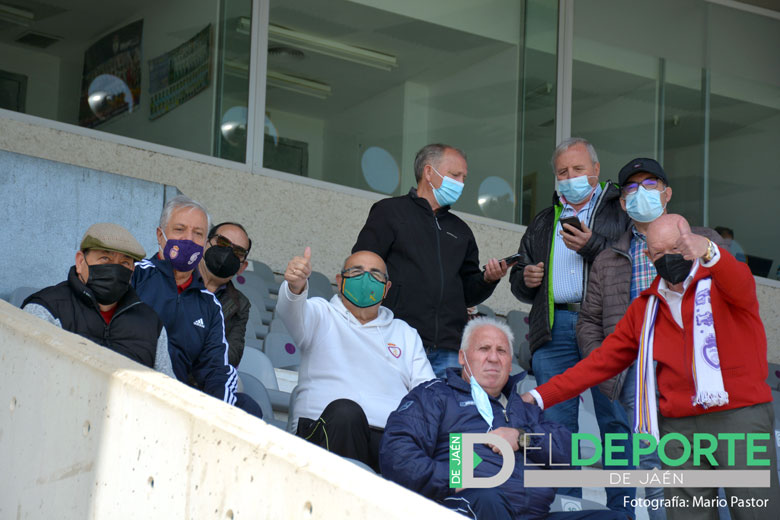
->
<box><xmin>211</xmin><ymin>234</ymin><xmax>249</xmax><ymax>260</ymax></box>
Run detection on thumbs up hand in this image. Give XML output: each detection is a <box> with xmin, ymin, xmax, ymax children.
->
<box><xmin>674</xmin><ymin>219</ymin><xmax>709</xmax><ymax>261</ymax></box>
<box><xmin>286</xmin><ymin>246</ymin><xmax>312</xmax><ymax>295</ymax></box>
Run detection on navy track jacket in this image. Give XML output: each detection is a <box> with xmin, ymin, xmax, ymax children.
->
<box><xmin>380</xmin><ymin>368</ymin><xmax>571</xmax><ymax>519</ymax></box>
<box><xmin>132</xmin><ymin>255</ymin><xmax>237</xmax><ymax>404</ymax></box>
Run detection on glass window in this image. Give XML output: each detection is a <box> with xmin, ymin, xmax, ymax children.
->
<box><xmin>261</xmin><ymin>0</ymin><xmax>531</xmax><ymax>224</ymax></box>
<box><xmin>571</xmin><ymin>0</ymin><xmax>780</xmax><ymax>277</ymax></box>
<box><xmin>0</xmin><ymin>0</ymin><xmax>252</xmax><ymax>161</ymax></box>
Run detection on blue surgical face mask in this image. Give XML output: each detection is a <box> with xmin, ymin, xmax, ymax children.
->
<box><xmin>625</xmin><ymin>187</ymin><xmax>666</xmax><ymax>223</ymax></box>
<box><xmin>557</xmin><ymin>175</ymin><xmax>595</xmax><ymax>204</ymax></box>
<box><xmin>463</xmin><ymin>355</ymin><xmax>494</xmax><ymax>430</ymax></box>
<box><xmin>429</xmin><ymin>165</ymin><xmax>464</xmax><ymax>207</ymax></box>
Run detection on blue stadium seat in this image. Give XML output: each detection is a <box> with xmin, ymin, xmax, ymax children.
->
<box><xmin>307</xmin><ymin>271</ymin><xmax>334</xmax><ymax>300</ymax></box>
<box><xmin>264</xmin><ymin>331</ymin><xmax>301</xmax><ymax>370</ymax></box>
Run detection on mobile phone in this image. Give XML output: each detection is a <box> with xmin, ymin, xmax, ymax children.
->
<box><xmin>560</xmin><ymin>217</ymin><xmax>582</xmax><ymax>233</ymax></box>
<box><xmin>482</xmin><ymin>253</ymin><xmax>522</xmax><ymax>271</ymax></box>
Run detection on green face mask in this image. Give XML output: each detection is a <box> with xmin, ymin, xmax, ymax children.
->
<box><xmin>340</xmin><ymin>272</ymin><xmax>387</xmax><ymax>308</ymax></box>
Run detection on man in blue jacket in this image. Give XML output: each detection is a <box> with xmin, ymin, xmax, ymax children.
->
<box><xmin>132</xmin><ymin>195</ymin><xmax>261</xmax><ymax>417</ymax></box>
<box><xmin>380</xmin><ymin>317</ymin><xmax>623</xmax><ymax>519</ymax></box>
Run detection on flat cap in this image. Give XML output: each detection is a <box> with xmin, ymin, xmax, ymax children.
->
<box><xmin>80</xmin><ymin>223</ymin><xmax>146</xmax><ymax>261</ymax></box>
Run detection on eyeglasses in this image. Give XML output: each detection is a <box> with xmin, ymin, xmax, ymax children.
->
<box><xmin>210</xmin><ymin>234</ymin><xmax>249</xmax><ymax>260</ymax></box>
<box><xmin>341</xmin><ymin>267</ymin><xmax>389</xmax><ymax>283</ymax></box>
<box><xmin>622</xmin><ymin>178</ymin><xmax>664</xmax><ymax>195</ymax></box>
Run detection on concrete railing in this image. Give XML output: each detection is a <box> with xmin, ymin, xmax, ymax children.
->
<box><xmin>0</xmin><ymin>300</ymin><xmax>459</xmax><ymax>519</ymax></box>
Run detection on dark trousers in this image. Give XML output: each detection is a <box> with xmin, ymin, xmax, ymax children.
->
<box><xmin>235</xmin><ymin>392</ymin><xmax>263</xmax><ymax>419</ymax></box>
<box><xmin>296</xmin><ymin>398</ymin><xmax>383</xmax><ymax>472</ymax></box>
<box><xmin>660</xmin><ymin>402</ymin><xmax>780</xmax><ymax>520</ymax></box>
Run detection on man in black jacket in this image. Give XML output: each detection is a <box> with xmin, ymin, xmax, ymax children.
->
<box><xmin>509</xmin><ymin>137</ymin><xmax>634</xmax><ymax>514</ymax></box>
<box><xmin>23</xmin><ymin>222</ymin><xmax>174</xmax><ymax>377</ymax></box>
<box><xmin>353</xmin><ymin>143</ymin><xmax>509</xmax><ymax>377</ymax></box>
<box><xmin>198</xmin><ymin>221</ymin><xmax>252</xmax><ymax>368</ymax></box>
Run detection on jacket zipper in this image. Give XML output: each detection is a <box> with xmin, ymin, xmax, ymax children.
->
<box><xmin>433</xmin><ymin>213</ymin><xmax>443</xmax><ymax>348</ymax></box>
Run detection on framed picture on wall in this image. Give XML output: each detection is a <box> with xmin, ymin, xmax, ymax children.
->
<box><xmin>0</xmin><ymin>70</ymin><xmax>28</xmax><ymax>113</ymax></box>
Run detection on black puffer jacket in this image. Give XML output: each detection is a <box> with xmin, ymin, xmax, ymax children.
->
<box><xmin>509</xmin><ymin>182</ymin><xmax>630</xmax><ymax>354</ymax></box>
<box><xmin>23</xmin><ymin>266</ymin><xmax>162</xmax><ymax>368</ymax></box>
<box><xmin>353</xmin><ymin>188</ymin><xmax>498</xmax><ymax>351</ymax></box>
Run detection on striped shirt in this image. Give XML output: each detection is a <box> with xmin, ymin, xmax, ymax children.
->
<box><xmin>629</xmin><ymin>227</ymin><xmax>656</xmax><ymax>301</ymax></box>
<box><xmin>552</xmin><ymin>184</ymin><xmax>602</xmax><ymax>303</ymax></box>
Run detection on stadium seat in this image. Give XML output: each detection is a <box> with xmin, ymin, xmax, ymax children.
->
<box><xmin>344</xmin><ymin>458</ymin><xmax>376</xmax><ymax>474</ymax></box>
<box><xmin>264</xmin><ymin>332</ymin><xmax>301</xmax><ymax>370</ymax></box>
<box><xmin>269</xmin><ymin>317</ymin><xmax>290</xmax><ymax>335</ymax></box>
<box><xmin>549</xmin><ymin>494</ymin><xmax>608</xmax><ymax>512</ymax></box>
<box><xmin>10</xmin><ymin>286</ymin><xmax>39</xmax><ymax>308</ymax></box>
<box><xmin>506</xmin><ymin>310</ymin><xmax>531</xmax><ymax>372</ymax></box>
<box><xmin>307</xmin><ymin>271</ymin><xmax>334</xmax><ymax>300</ymax></box>
<box><xmin>237</xmin><ymin>372</ymin><xmax>285</xmax><ymax>429</ymax></box>
<box><xmin>476</xmin><ymin>304</ymin><xmax>495</xmax><ymax>318</ymax></box>
<box><xmin>247</xmin><ymin>301</ymin><xmax>271</xmax><ymax>336</ymax></box>
<box><xmin>286</xmin><ymin>385</ymin><xmax>302</xmax><ymax>433</ymax></box>
<box><xmin>248</xmin><ymin>260</ymin><xmax>281</xmax><ymax>294</ymax></box>
<box><xmin>234</xmin><ymin>271</ymin><xmax>276</xmax><ymax>313</ymax></box>
<box><xmin>238</xmin><ymin>348</ymin><xmax>278</xmax><ymax>390</ymax></box>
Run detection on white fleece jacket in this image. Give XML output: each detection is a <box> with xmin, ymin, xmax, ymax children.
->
<box><xmin>277</xmin><ymin>280</ymin><xmax>435</xmax><ymax>430</ymax></box>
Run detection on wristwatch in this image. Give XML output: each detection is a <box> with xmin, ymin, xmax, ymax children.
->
<box><xmin>701</xmin><ymin>239</ymin><xmax>716</xmax><ymax>263</ymax></box>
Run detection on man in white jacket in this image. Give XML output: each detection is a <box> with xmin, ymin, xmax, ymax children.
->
<box><xmin>278</xmin><ymin>247</ymin><xmax>435</xmax><ymax>471</ymax></box>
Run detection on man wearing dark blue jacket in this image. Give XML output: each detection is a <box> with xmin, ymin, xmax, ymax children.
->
<box><xmin>380</xmin><ymin>317</ymin><xmax>623</xmax><ymax>520</ymax></box>
<box><xmin>132</xmin><ymin>195</ymin><xmax>260</xmax><ymax>417</ymax></box>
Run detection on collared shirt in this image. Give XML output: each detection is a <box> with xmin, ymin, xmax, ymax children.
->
<box><xmin>552</xmin><ymin>184</ymin><xmax>602</xmax><ymax>303</ymax></box>
<box><xmin>629</xmin><ymin>227</ymin><xmax>656</xmax><ymax>301</ymax></box>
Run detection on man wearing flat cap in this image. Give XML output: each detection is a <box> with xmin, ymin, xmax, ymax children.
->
<box><xmin>23</xmin><ymin>223</ymin><xmax>174</xmax><ymax>376</ymax></box>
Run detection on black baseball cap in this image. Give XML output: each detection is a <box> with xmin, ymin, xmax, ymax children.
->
<box><xmin>618</xmin><ymin>158</ymin><xmax>669</xmax><ymax>187</ymax></box>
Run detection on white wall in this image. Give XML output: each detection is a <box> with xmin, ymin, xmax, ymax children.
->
<box><xmin>0</xmin><ymin>300</ymin><xmax>461</xmax><ymax>519</ymax></box>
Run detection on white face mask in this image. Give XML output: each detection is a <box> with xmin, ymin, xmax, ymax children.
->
<box><xmin>463</xmin><ymin>355</ymin><xmax>494</xmax><ymax>430</ymax></box>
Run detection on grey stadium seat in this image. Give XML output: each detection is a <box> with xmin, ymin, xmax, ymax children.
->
<box><xmin>307</xmin><ymin>271</ymin><xmax>334</xmax><ymax>300</ymax></box>
<box><xmin>237</xmin><ymin>372</ymin><xmax>285</xmax><ymax>429</ymax></box>
<box><xmin>264</xmin><ymin>331</ymin><xmax>301</xmax><ymax>370</ymax></box>
<box><xmin>10</xmin><ymin>286</ymin><xmax>40</xmax><ymax>308</ymax></box>
<box><xmin>248</xmin><ymin>260</ymin><xmax>281</xmax><ymax>294</ymax></box>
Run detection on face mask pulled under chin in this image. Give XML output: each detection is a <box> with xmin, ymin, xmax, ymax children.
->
<box><xmin>463</xmin><ymin>356</ymin><xmax>494</xmax><ymax>429</ymax></box>
<box><xmin>85</xmin><ymin>263</ymin><xmax>132</xmax><ymax>305</ymax></box>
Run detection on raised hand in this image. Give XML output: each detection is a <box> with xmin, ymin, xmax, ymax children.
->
<box><xmin>561</xmin><ymin>220</ymin><xmax>592</xmax><ymax>252</ymax></box>
<box><xmin>675</xmin><ymin>219</ymin><xmax>709</xmax><ymax>260</ymax></box>
<box><xmin>285</xmin><ymin>246</ymin><xmax>312</xmax><ymax>294</ymax></box>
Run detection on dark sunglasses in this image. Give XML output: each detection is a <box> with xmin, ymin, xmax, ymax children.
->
<box><xmin>211</xmin><ymin>234</ymin><xmax>248</xmax><ymax>260</ymax></box>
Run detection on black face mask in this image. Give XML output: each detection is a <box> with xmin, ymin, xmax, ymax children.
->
<box><xmin>86</xmin><ymin>263</ymin><xmax>132</xmax><ymax>305</ymax></box>
<box><xmin>204</xmin><ymin>245</ymin><xmax>241</xmax><ymax>278</ymax></box>
<box><xmin>654</xmin><ymin>254</ymin><xmax>693</xmax><ymax>285</ymax></box>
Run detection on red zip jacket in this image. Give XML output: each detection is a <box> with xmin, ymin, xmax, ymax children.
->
<box><xmin>537</xmin><ymin>248</ymin><xmax>771</xmax><ymax>418</ymax></box>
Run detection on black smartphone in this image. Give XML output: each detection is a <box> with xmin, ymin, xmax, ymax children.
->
<box><xmin>482</xmin><ymin>253</ymin><xmax>522</xmax><ymax>271</ymax></box>
<box><xmin>560</xmin><ymin>216</ymin><xmax>582</xmax><ymax>234</ymax></box>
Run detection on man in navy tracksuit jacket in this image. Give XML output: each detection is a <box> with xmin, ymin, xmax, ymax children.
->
<box><xmin>133</xmin><ymin>255</ymin><xmax>238</xmax><ymax>404</ymax></box>
<box><xmin>380</xmin><ymin>318</ymin><xmax>623</xmax><ymax>520</ymax></box>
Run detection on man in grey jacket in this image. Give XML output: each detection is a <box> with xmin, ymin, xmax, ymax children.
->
<box><xmin>577</xmin><ymin>158</ymin><xmax>723</xmax><ymax>519</ymax></box>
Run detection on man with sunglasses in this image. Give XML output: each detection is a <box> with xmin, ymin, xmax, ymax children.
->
<box><xmin>199</xmin><ymin>222</ymin><xmax>252</xmax><ymax>367</ymax></box>
<box><xmin>277</xmin><ymin>247</ymin><xmax>435</xmax><ymax>472</ymax></box>
<box><xmin>575</xmin><ymin>158</ymin><xmax>723</xmax><ymax>519</ymax></box>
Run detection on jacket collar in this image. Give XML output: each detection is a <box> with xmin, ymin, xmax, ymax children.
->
<box><xmin>67</xmin><ymin>265</ymin><xmax>142</xmax><ymax>312</ymax></box>
<box><xmin>149</xmin><ymin>254</ymin><xmax>206</xmax><ymax>291</ymax></box>
<box><xmin>445</xmin><ymin>366</ymin><xmax>528</xmax><ymax>398</ymax></box>
<box><xmin>552</xmin><ymin>180</ymin><xmax>620</xmax><ymax>209</ymax></box>
<box><xmin>407</xmin><ymin>187</ymin><xmax>450</xmax><ymax>215</ymax></box>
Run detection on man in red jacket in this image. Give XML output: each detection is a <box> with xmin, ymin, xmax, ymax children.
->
<box><xmin>522</xmin><ymin>214</ymin><xmax>778</xmax><ymax>520</ymax></box>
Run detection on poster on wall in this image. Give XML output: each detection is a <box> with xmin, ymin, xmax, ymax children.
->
<box><xmin>148</xmin><ymin>25</ymin><xmax>212</xmax><ymax>120</ymax></box>
<box><xmin>78</xmin><ymin>20</ymin><xmax>143</xmax><ymax>128</ymax></box>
